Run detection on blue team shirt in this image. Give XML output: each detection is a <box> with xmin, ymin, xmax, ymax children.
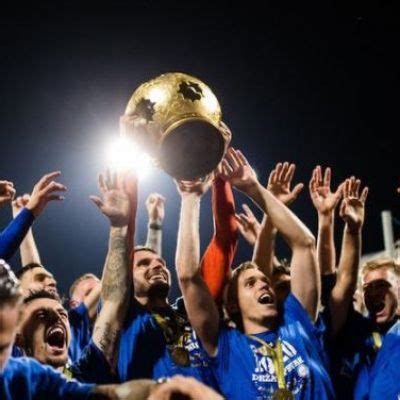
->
<box><xmin>328</xmin><ymin>308</ymin><xmax>397</xmax><ymax>400</ymax></box>
<box><xmin>117</xmin><ymin>298</ymin><xmax>217</xmax><ymax>388</ymax></box>
<box><xmin>0</xmin><ymin>357</ymin><xmax>93</xmax><ymax>400</ymax></box>
<box><xmin>71</xmin><ymin>339</ymin><xmax>117</xmax><ymax>384</ymax></box>
<box><xmin>205</xmin><ymin>294</ymin><xmax>334</xmax><ymax>400</ymax></box>
<box><xmin>369</xmin><ymin>321</ymin><xmax>400</xmax><ymax>400</ymax></box>
<box><xmin>68</xmin><ymin>302</ymin><xmax>92</xmax><ymax>363</ymax></box>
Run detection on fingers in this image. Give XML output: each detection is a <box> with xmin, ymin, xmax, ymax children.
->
<box><xmin>98</xmin><ymin>174</ymin><xmax>107</xmax><ymax>194</ymax></box>
<box><xmin>278</xmin><ymin>162</ymin><xmax>289</xmax><ymax>182</ymax></box>
<box><xmin>89</xmin><ymin>195</ymin><xmax>104</xmax><ymax>210</ymax></box>
<box><xmin>292</xmin><ymin>182</ymin><xmax>304</xmax><ymax>198</ymax></box>
<box><xmin>360</xmin><ymin>187</ymin><xmax>369</xmax><ymax>203</ymax></box>
<box><xmin>46</xmin><ymin>194</ymin><xmax>65</xmax><ymax>202</ymax></box>
<box><xmin>39</xmin><ymin>181</ymin><xmax>67</xmax><ymax>197</ymax></box>
<box><xmin>283</xmin><ymin>163</ymin><xmax>296</xmax><ymax>185</ymax></box>
<box><xmin>242</xmin><ymin>204</ymin><xmax>255</xmax><ymax>219</ymax></box>
<box><xmin>36</xmin><ymin>171</ymin><xmax>61</xmax><ymax>190</ymax></box>
<box><xmin>323</xmin><ymin>167</ymin><xmax>331</xmax><ymax>187</ymax></box>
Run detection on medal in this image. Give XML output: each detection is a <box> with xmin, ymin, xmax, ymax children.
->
<box><xmin>171</xmin><ymin>346</ymin><xmax>190</xmax><ymax>366</ymax></box>
<box><xmin>272</xmin><ymin>388</ymin><xmax>294</xmax><ymax>400</ymax></box>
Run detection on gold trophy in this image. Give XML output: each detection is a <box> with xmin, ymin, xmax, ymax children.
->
<box><xmin>123</xmin><ymin>72</ymin><xmax>231</xmax><ymax>179</ymax></box>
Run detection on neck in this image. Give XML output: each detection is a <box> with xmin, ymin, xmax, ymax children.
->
<box><xmin>135</xmin><ymin>294</ymin><xmax>168</xmax><ymax>310</ymax></box>
<box><xmin>243</xmin><ymin>316</ymin><xmax>277</xmax><ymax>335</ymax></box>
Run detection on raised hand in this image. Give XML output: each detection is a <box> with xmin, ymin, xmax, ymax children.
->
<box><xmin>267</xmin><ymin>162</ymin><xmax>304</xmax><ymax>205</ymax></box>
<box><xmin>145</xmin><ymin>193</ymin><xmax>166</xmax><ymax>224</ymax></box>
<box><xmin>339</xmin><ymin>177</ymin><xmax>368</xmax><ymax>233</ymax></box>
<box><xmin>235</xmin><ymin>204</ymin><xmax>261</xmax><ymax>246</ymax></box>
<box><xmin>218</xmin><ymin>147</ymin><xmax>258</xmax><ymax>193</ymax></box>
<box><xmin>25</xmin><ymin>172</ymin><xmax>66</xmax><ymax>217</ymax></box>
<box><xmin>90</xmin><ymin>170</ymin><xmax>132</xmax><ymax>227</ymax></box>
<box><xmin>0</xmin><ymin>180</ymin><xmax>16</xmax><ymax>206</ymax></box>
<box><xmin>309</xmin><ymin>166</ymin><xmax>343</xmax><ymax>216</ymax></box>
<box><xmin>175</xmin><ymin>175</ymin><xmax>213</xmax><ymax>198</ymax></box>
<box><xmin>11</xmin><ymin>194</ymin><xmax>31</xmax><ymax>217</ymax></box>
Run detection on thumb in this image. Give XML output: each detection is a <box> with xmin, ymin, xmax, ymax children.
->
<box><xmin>292</xmin><ymin>183</ymin><xmax>304</xmax><ymax>198</ymax></box>
<box><xmin>339</xmin><ymin>200</ymin><xmax>346</xmax><ymax>218</ymax></box>
<box><xmin>90</xmin><ymin>195</ymin><xmax>104</xmax><ymax>210</ymax></box>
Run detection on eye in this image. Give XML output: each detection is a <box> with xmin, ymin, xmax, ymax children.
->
<box><xmin>36</xmin><ymin>310</ymin><xmax>47</xmax><ymax>320</ymax></box>
<box><xmin>245</xmin><ymin>280</ymin><xmax>255</xmax><ymax>288</ymax></box>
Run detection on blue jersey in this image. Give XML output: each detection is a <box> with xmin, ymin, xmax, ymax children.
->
<box><xmin>369</xmin><ymin>321</ymin><xmax>400</xmax><ymax>400</ymax></box>
<box><xmin>117</xmin><ymin>298</ymin><xmax>217</xmax><ymax>388</ymax></box>
<box><xmin>0</xmin><ymin>357</ymin><xmax>93</xmax><ymax>400</ymax></box>
<box><xmin>205</xmin><ymin>294</ymin><xmax>334</xmax><ymax>400</ymax></box>
<box><xmin>328</xmin><ymin>308</ymin><xmax>397</xmax><ymax>400</ymax></box>
<box><xmin>71</xmin><ymin>339</ymin><xmax>117</xmax><ymax>384</ymax></box>
<box><xmin>68</xmin><ymin>302</ymin><xmax>91</xmax><ymax>363</ymax></box>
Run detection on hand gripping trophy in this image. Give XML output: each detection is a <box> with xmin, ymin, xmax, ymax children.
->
<box><xmin>121</xmin><ymin>72</ymin><xmax>231</xmax><ymax>180</ymax></box>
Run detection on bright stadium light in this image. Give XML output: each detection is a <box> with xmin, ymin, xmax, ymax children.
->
<box><xmin>106</xmin><ymin>136</ymin><xmax>154</xmax><ymax>179</ymax></box>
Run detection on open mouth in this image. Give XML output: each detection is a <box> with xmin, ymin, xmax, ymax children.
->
<box><xmin>258</xmin><ymin>293</ymin><xmax>273</xmax><ymax>305</ymax></box>
<box><xmin>45</xmin><ymin>326</ymin><xmax>66</xmax><ymax>350</ymax></box>
<box><xmin>370</xmin><ymin>301</ymin><xmax>385</xmax><ymax>314</ymax></box>
<box><xmin>147</xmin><ymin>271</ymin><xmax>167</xmax><ymax>282</ymax></box>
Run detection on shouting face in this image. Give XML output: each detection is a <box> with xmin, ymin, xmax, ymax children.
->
<box><xmin>363</xmin><ymin>267</ymin><xmax>399</xmax><ymax>325</ymax></box>
<box><xmin>19</xmin><ymin>296</ymin><xmax>71</xmax><ymax>368</ymax></box>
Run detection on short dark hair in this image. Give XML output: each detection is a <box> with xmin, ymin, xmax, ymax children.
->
<box><xmin>133</xmin><ymin>245</ymin><xmax>158</xmax><ymax>255</ymax></box>
<box><xmin>69</xmin><ymin>273</ymin><xmax>99</xmax><ymax>298</ymax></box>
<box><xmin>23</xmin><ymin>289</ymin><xmax>61</xmax><ymax>305</ymax></box>
<box><xmin>0</xmin><ymin>259</ymin><xmax>21</xmax><ymax>303</ymax></box>
<box><xmin>15</xmin><ymin>263</ymin><xmax>45</xmax><ymax>279</ymax></box>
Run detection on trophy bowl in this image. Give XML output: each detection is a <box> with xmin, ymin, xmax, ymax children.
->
<box><xmin>124</xmin><ymin>72</ymin><xmax>231</xmax><ymax>180</ymax></box>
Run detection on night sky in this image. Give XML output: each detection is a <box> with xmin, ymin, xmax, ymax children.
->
<box><xmin>1</xmin><ymin>1</ymin><xmax>399</xmax><ymax>299</ymax></box>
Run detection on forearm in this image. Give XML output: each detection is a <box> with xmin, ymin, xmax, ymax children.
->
<box><xmin>176</xmin><ymin>195</ymin><xmax>201</xmax><ymax>280</ymax></box>
<box><xmin>94</xmin><ymin>226</ymin><xmax>130</xmax><ymax>369</ymax></box>
<box><xmin>246</xmin><ymin>182</ymin><xmax>319</xmax><ymax>319</ymax></box>
<box><xmin>200</xmin><ymin>178</ymin><xmax>238</xmax><ymax>302</ymax></box>
<box><xmin>88</xmin><ymin>380</ymin><xmax>156</xmax><ymax>400</ymax></box>
<box><xmin>317</xmin><ymin>213</ymin><xmax>336</xmax><ymax>275</ymax></box>
<box><xmin>330</xmin><ymin>226</ymin><xmax>361</xmax><ymax>333</ymax></box>
<box><xmin>145</xmin><ymin>224</ymin><xmax>162</xmax><ymax>255</ymax></box>
<box><xmin>176</xmin><ymin>194</ymin><xmax>219</xmax><ymax>355</ymax></box>
<box><xmin>0</xmin><ymin>208</ymin><xmax>35</xmax><ymax>260</ymax></box>
<box><xmin>252</xmin><ymin>214</ymin><xmax>276</xmax><ymax>278</ymax></box>
<box><xmin>246</xmin><ymin>182</ymin><xmax>315</xmax><ymax>248</ymax></box>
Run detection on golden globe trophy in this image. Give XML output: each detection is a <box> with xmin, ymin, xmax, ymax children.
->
<box><xmin>123</xmin><ymin>72</ymin><xmax>231</xmax><ymax>180</ymax></box>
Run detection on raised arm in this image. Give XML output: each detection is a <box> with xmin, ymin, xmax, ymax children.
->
<box><xmin>252</xmin><ymin>162</ymin><xmax>304</xmax><ymax>276</ymax></box>
<box><xmin>220</xmin><ymin>148</ymin><xmax>319</xmax><ymax>320</ymax></box>
<box><xmin>145</xmin><ymin>193</ymin><xmax>165</xmax><ymax>255</ymax></box>
<box><xmin>330</xmin><ymin>177</ymin><xmax>368</xmax><ymax>334</ymax></box>
<box><xmin>90</xmin><ymin>170</ymin><xmax>137</xmax><ymax>371</ymax></box>
<box><xmin>11</xmin><ymin>194</ymin><xmax>42</xmax><ymax>266</ymax></box>
<box><xmin>175</xmin><ymin>178</ymin><xmax>220</xmax><ymax>356</ymax></box>
<box><xmin>0</xmin><ymin>180</ymin><xmax>15</xmax><ymax>208</ymax></box>
<box><xmin>0</xmin><ymin>171</ymin><xmax>66</xmax><ymax>261</ymax></box>
<box><xmin>200</xmin><ymin>176</ymin><xmax>238</xmax><ymax>303</ymax></box>
<box><xmin>309</xmin><ymin>166</ymin><xmax>343</xmax><ymax>276</ymax></box>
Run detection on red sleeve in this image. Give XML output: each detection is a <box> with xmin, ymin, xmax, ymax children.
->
<box><xmin>124</xmin><ymin>173</ymin><xmax>138</xmax><ymax>262</ymax></box>
<box><xmin>200</xmin><ymin>177</ymin><xmax>238</xmax><ymax>304</ymax></box>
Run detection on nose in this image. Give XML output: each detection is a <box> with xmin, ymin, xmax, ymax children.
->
<box><xmin>45</xmin><ymin>277</ymin><xmax>57</xmax><ymax>289</ymax></box>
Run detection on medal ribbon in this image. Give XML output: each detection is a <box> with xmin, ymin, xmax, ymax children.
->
<box><xmin>372</xmin><ymin>331</ymin><xmax>382</xmax><ymax>351</ymax></box>
<box><xmin>248</xmin><ymin>335</ymin><xmax>287</xmax><ymax>391</ymax></box>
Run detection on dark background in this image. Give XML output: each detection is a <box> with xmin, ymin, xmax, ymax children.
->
<box><xmin>0</xmin><ymin>1</ymin><xmax>399</xmax><ymax>299</ymax></box>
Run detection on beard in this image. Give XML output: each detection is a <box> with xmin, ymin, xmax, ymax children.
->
<box><xmin>147</xmin><ymin>281</ymin><xmax>170</xmax><ymax>298</ymax></box>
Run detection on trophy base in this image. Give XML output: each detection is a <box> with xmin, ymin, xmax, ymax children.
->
<box><xmin>159</xmin><ymin>120</ymin><xmax>225</xmax><ymax>180</ymax></box>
